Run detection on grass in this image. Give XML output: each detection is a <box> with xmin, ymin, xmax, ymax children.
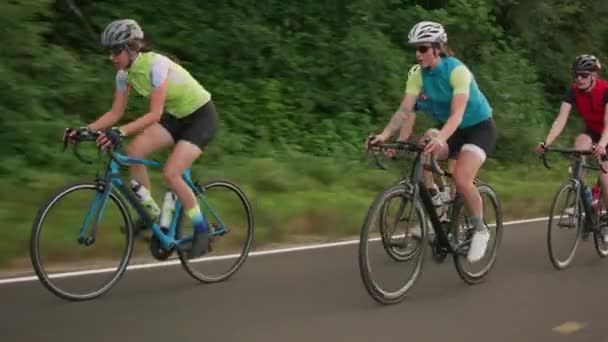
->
<box><xmin>0</xmin><ymin>151</ymin><xmax>576</xmax><ymax>270</ymax></box>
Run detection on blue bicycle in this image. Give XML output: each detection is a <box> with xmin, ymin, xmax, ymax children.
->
<box><xmin>30</xmin><ymin>129</ymin><xmax>254</xmax><ymax>301</ymax></box>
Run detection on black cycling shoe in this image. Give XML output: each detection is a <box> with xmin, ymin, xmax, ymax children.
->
<box><xmin>187</xmin><ymin>230</ymin><xmax>210</xmax><ymax>259</ymax></box>
<box><xmin>132</xmin><ymin>218</ymin><xmax>150</xmax><ymax>240</ymax></box>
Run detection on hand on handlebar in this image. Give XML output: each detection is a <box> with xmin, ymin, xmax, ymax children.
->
<box><xmin>64</xmin><ymin>126</ymin><xmax>92</xmax><ymax>140</ymax></box>
<box><xmin>63</xmin><ymin>127</ymin><xmax>94</xmax><ymax>147</ymax></box>
<box><xmin>535</xmin><ymin>142</ymin><xmax>547</xmax><ymax>156</ymax></box>
<box><xmin>593</xmin><ymin>143</ymin><xmax>607</xmax><ymax>159</ymax></box>
<box><xmin>97</xmin><ymin>127</ymin><xmax>125</xmax><ymax>151</ymax></box>
<box><xmin>423</xmin><ymin>135</ymin><xmax>447</xmax><ymax>155</ymax></box>
<box><xmin>365</xmin><ymin>133</ymin><xmax>389</xmax><ymax>151</ymax></box>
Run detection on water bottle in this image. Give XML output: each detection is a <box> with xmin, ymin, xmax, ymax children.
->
<box><xmin>428</xmin><ymin>187</ymin><xmax>442</xmax><ymax>207</ymax></box>
<box><xmin>440</xmin><ymin>185</ymin><xmax>452</xmax><ymax>203</ymax></box>
<box><xmin>130</xmin><ymin>180</ymin><xmax>161</xmax><ymax>218</ymax></box>
<box><xmin>160</xmin><ymin>191</ymin><xmax>177</xmax><ymax>228</ymax></box>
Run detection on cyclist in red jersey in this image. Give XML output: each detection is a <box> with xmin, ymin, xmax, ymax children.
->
<box><xmin>537</xmin><ymin>54</ymin><xmax>608</xmax><ymax>242</ymax></box>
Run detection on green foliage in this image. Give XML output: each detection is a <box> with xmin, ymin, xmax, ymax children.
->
<box><xmin>1</xmin><ymin>0</ymin><xmax>606</xmax><ymax>172</ymax></box>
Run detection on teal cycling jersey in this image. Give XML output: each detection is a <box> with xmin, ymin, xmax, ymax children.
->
<box><xmin>405</xmin><ymin>57</ymin><xmax>492</xmax><ymax>128</ymax></box>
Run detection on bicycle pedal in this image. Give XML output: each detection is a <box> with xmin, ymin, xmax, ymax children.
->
<box><xmin>149</xmin><ymin>228</ymin><xmax>174</xmax><ymax>260</ymax></box>
<box><xmin>430</xmin><ymin>239</ymin><xmax>449</xmax><ymax>264</ymax></box>
<box><xmin>454</xmin><ymin>241</ymin><xmax>470</xmax><ymax>253</ymax></box>
<box><xmin>385</xmin><ymin>241</ymin><xmax>410</xmax><ymax>249</ymax></box>
<box><xmin>558</xmin><ymin>222</ymin><xmax>576</xmax><ymax>229</ymax></box>
<box><xmin>210</xmin><ymin>224</ymin><xmax>227</xmax><ymax>236</ymax></box>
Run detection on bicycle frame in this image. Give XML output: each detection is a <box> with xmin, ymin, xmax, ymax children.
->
<box><xmin>374</xmin><ymin>141</ymin><xmax>463</xmax><ymax>254</ymax></box>
<box><xmin>542</xmin><ymin>147</ymin><xmax>606</xmax><ymax>231</ymax></box>
<box><xmin>570</xmin><ymin>156</ymin><xmax>590</xmax><ymax>218</ymax></box>
<box><xmin>407</xmin><ymin>150</ymin><xmax>462</xmax><ymax>254</ymax></box>
<box><xmin>77</xmin><ymin>150</ymin><xmax>227</xmax><ymax>251</ymax></box>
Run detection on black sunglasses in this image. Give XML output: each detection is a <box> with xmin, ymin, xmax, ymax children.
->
<box><xmin>108</xmin><ymin>45</ymin><xmax>126</xmax><ymax>56</ymax></box>
<box><xmin>574</xmin><ymin>72</ymin><xmax>592</xmax><ymax>80</ymax></box>
<box><xmin>415</xmin><ymin>45</ymin><xmax>433</xmax><ymax>54</ymax></box>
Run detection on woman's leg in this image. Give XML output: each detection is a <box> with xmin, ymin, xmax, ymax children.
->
<box><xmin>451</xmin><ymin>119</ymin><xmax>496</xmax><ymax>262</ymax></box>
<box><xmin>163</xmin><ymin>140</ymin><xmax>209</xmax><ymax>258</ymax></box>
<box><xmin>423</xmin><ymin>128</ymin><xmax>449</xmax><ymax>201</ymax></box>
<box><xmin>453</xmin><ymin>147</ymin><xmax>486</xmax><ymax>262</ymax></box>
<box><xmin>125</xmin><ymin>123</ymin><xmax>175</xmax><ymax>191</ymax></box>
<box><xmin>125</xmin><ymin>123</ymin><xmax>174</xmax><ymax>221</ymax></box>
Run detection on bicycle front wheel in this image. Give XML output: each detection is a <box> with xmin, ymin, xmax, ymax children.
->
<box><xmin>547</xmin><ymin>181</ymin><xmax>582</xmax><ymax>270</ymax></box>
<box><xmin>379</xmin><ymin>182</ymin><xmax>420</xmax><ymax>262</ymax></box>
<box><xmin>177</xmin><ymin>180</ymin><xmax>254</xmax><ymax>283</ymax></box>
<box><xmin>30</xmin><ymin>181</ymin><xmax>134</xmax><ymax>301</ymax></box>
<box><xmin>359</xmin><ymin>185</ymin><xmax>427</xmax><ymax>305</ymax></box>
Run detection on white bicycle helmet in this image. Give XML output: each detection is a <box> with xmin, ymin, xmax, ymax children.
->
<box><xmin>101</xmin><ymin>19</ymin><xmax>144</xmax><ymax>47</ymax></box>
<box><xmin>408</xmin><ymin>21</ymin><xmax>447</xmax><ymax>45</ymax></box>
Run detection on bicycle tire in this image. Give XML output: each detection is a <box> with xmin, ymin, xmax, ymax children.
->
<box><xmin>30</xmin><ymin>181</ymin><xmax>134</xmax><ymax>301</ymax></box>
<box><xmin>547</xmin><ymin>181</ymin><xmax>582</xmax><ymax>270</ymax></box>
<box><xmin>359</xmin><ymin>184</ymin><xmax>427</xmax><ymax>305</ymax></box>
<box><xmin>177</xmin><ymin>179</ymin><xmax>254</xmax><ymax>283</ymax></box>
<box><xmin>593</xmin><ymin>189</ymin><xmax>608</xmax><ymax>258</ymax></box>
<box><xmin>378</xmin><ymin>182</ymin><xmax>420</xmax><ymax>262</ymax></box>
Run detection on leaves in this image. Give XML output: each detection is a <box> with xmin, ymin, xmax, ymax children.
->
<box><xmin>0</xmin><ymin>0</ymin><xmax>604</xmax><ymax>171</ymax></box>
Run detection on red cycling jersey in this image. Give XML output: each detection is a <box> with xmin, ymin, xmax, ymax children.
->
<box><xmin>563</xmin><ymin>79</ymin><xmax>608</xmax><ymax>134</ymax></box>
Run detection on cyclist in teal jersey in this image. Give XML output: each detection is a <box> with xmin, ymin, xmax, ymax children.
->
<box><xmin>66</xmin><ymin>19</ymin><xmax>217</xmax><ymax>258</ymax></box>
<box><xmin>368</xmin><ymin>21</ymin><xmax>497</xmax><ymax>263</ymax></box>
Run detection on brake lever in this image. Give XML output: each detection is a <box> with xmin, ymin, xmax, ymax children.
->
<box><xmin>541</xmin><ymin>153</ymin><xmax>551</xmax><ymax>170</ymax></box>
<box><xmin>596</xmin><ymin>155</ymin><xmax>608</xmax><ymax>174</ymax></box>
<box><xmin>371</xmin><ymin>147</ymin><xmax>388</xmax><ymax>170</ymax></box>
<box><xmin>428</xmin><ymin>155</ymin><xmax>445</xmax><ymax>176</ymax></box>
<box><xmin>73</xmin><ymin>129</ymin><xmax>100</xmax><ymax>165</ymax></box>
<box><xmin>590</xmin><ymin>144</ymin><xmax>608</xmax><ymax>174</ymax></box>
<box><xmin>73</xmin><ymin>141</ymin><xmax>94</xmax><ymax>164</ymax></box>
<box><xmin>62</xmin><ymin>128</ymin><xmax>74</xmax><ymax>152</ymax></box>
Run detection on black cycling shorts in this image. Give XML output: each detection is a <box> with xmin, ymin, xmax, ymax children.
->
<box><xmin>445</xmin><ymin>118</ymin><xmax>496</xmax><ymax>161</ymax></box>
<box><xmin>159</xmin><ymin>100</ymin><xmax>218</xmax><ymax>149</ymax></box>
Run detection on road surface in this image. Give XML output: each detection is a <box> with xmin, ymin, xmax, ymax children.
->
<box><xmin>1</xmin><ymin>219</ymin><xmax>607</xmax><ymax>341</ymax></box>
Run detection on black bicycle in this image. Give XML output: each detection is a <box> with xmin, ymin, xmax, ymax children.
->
<box><xmin>359</xmin><ymin>139</ymin><xmax>503</xmax><ymax>305</ymax></box>
<box><xmin>540</xmin><ymin>146</ymin><xmax>608</xmax><ymax>270</ymax></box>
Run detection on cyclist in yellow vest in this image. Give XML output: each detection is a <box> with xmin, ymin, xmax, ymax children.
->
<box><xmin>76</xmin><ymin>19</ymin><xmax>217</xmax><ymax>258</ymax></box>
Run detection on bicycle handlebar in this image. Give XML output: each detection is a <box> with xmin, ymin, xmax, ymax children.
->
<box><xmin>367</xmin><ymin>139</ymin><xmax>445</xmax><ymax>176</ymax></box>
<box><xmin>63</xmin><ymin>129</ymin><xmax>125</xmax><ymax>166</ymax></box>
<box><xmin>540</xmin><ymin>146</ymin><xmax>608</xmax><ymax>174</ymax></box>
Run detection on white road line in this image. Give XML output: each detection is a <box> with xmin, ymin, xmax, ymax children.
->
<box><xmin>0</xmin><ymin>216</ymin><xmax>549</xmax><ymax>286</ymax></box>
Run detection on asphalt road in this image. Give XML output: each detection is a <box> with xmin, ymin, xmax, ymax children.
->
<box><xmin>1</xmin><ymin>219</ymin><xmax>607</xmax><ymax>342</ymax></box>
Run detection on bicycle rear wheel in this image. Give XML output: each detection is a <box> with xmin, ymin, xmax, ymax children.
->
<box><xmin>547</xmin><ymin>181</ymin><xmax>582</xmax><ymax>270</ymax></box>
<box><xmin>593</xmin><ymin>189</ymin><xmax>608</xmax><ymax>258</ymax></box>
<box><xmin>30</xmin><ymin>181</ymin><xmax>134</xmax><ymax>301</ymax></box>
<box><xmin>359</xmin><ymin>185</ymin><xmax>427</xmax><ymax>305</ymax></box>
<box><xmin>452</xmin><ymin>183</ymin><xmax>503</xmax><ymax>284</ymax></box>
<box><xmin>177</xmin><ymin>179</ymin><xmax>254</xmax><ymax>283</ymax></box>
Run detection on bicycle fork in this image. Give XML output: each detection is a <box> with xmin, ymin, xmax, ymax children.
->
<box><xmin>78</xmin><ymin>180</ymin><xmax>113</xmax><ymax>246</ymax></box>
